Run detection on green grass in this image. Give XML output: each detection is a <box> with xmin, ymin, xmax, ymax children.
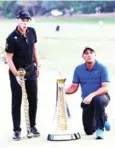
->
<box><xmin>2</xmin><ymin>15</ymin><xmax>115</xmax><ymax>24</ymax></box>
<box><xmin>1</xmin><ymin>19</ymin><xmax>115</xmax><ymax>75</ymax></box>
<box><xmin>36</xmin><ymin>16</ymin><xmax>115</xmax><ymax>24</ymax></box>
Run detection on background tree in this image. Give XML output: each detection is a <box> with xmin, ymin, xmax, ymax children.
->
<box><xmin>1</xmin><ymin>1</ymin><xmax>115</xmax><ymax>18</ymax></box>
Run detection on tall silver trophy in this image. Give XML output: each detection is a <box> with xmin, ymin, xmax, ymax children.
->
<box><xmin>47</xmin><ymin>78</ymin><xmax>80</xmax><ymax>141</ymax></box>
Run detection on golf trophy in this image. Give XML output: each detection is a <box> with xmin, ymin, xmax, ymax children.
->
<box><xmin>47</xmin><ymin>78</ymin><xmax>81</xmax><ymax>141</ymax></box>
<box><xmin>17</xmin><ymin>68</ymin><xmax>32</xmax><ymax>138</ymax></box>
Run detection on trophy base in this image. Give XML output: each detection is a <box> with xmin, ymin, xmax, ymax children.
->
<box><xmin>47</xmin><ymin>132</ymin><xmax>81</xmax><ymax>141</ymax></box>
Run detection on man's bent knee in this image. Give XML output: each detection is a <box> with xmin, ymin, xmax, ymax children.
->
<box><xmin>84</xmin><ymin>128</ymin><xmax>95</xmax><ymax>135</ymax></box>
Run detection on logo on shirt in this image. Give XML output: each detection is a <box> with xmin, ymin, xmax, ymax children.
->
<box><xmin>94</xmin><ymin>71</ymin><xmax>98</xmax><ymax>74</ymax></box>
<box><xmin>93</xmin><ymin>70</ymin><xmax>99</xmax><ymax>76</ymax></box>
<box><xmin>14</xmin><ymin>36</ymin><xmax>17</xmax><ymax>39</ymax></box>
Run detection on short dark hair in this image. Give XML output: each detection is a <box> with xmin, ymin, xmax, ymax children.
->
<box><xmin>16</xmin><ymin>11</ymin><xmax>31</xmax><ymax>20</ymax></box>
<box><xmin>82</xmin><ymin>47</ymin><xmax>95</xmax><ymax>54</ymax></box>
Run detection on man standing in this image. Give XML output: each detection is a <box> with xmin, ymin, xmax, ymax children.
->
<box><xmin>5</xmin><ymin>11</ymin><xmax>40</xmax><ymax>140</ymax></box>
<box><xmin>65</xmin><ymin>47</ymin><xmax>110</xmax><ymax>139</ymax></box>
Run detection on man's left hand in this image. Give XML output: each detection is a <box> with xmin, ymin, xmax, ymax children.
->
<box><xmin>36</xmin><ymin>67</ymin><xmax>39</xmax><ymax>78</ymax></box>
<box><xmin>83</xmin><ymin>93</ymin><xmax>95</xmax><ymax>104</ymax></box>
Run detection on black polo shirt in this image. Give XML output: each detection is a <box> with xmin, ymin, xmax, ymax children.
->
<box><xmin>5</xmin><ymin>27</ymin><xmax>37</xmax><ymax>69</ymax></box>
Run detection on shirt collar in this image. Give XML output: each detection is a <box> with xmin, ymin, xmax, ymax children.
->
<box><xmin>84</xmin><ymin>60</ymin><xmax>98</xmax><ymax>70</ymax></box>
<box><xmin>15</xmin><ymin>26</ymin><xmax>29</xmax><ymax>36</ymax></box>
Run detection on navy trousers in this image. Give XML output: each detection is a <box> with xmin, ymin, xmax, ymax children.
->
<box><xmin>81</xmin><ymin>94</ymin><xmax>110</xmax><ymax>135</ymax></box>
<box><xmin>9</xmin><ymin>64</ymin><xmax>38</xmax><ymax>132</ymax></box>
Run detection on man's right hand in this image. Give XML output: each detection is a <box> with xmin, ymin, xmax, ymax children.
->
<box><xmin>65</xmin><ymin>83</ymin><xmax>79</xmax><ymax>94</ymax></box>
<box><xmin>15</xmin><ymin>76</ymin><xmax>25</xmax><ymax>87</ymax></box>
<box><xmin>16</xmin><ymin>68</ymin><xmax>26</xmax><ymax>87</ymax></box>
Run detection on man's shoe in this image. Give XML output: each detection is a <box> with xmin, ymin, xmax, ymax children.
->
<box><xmin>31</xmin><ymin>127</ymin><xmax>40</xmax><ymax>137</ymax></box>
<box><xmin>96</xmin><ymin>129</ymin><xmax>104</xmax><ymax>139</ymax></box>
<box><xmin>13</xmin><ymin>131</ymin><xmax>21</xmax><ymax>141</ymax></box>
<box><xmin>104</xmin><ymin>121</ymin><xmax>111</xmax><ymax>131</ymax></box>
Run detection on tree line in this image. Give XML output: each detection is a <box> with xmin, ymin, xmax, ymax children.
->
<box><xmin>0</xmin><ymin>1</ymin><xmax>115</xmax><ymax>18</ymax></box>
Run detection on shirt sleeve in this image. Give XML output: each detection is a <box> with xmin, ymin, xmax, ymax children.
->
<box><xmin>5</xmin><ymin>37</ymin><xmax>15</xmax><ymax>53</ymax></box>
<box><xmin>100</xmin><ymin>66</ymin><xmax>110</xmax><ymax>82</ymax></box>
<box><xmin>32</xmin><ymin>28</ymin><xmax>37</xmax><ymax>43</ymax></box>
<box><xmin>72</xmin><ymin>67</ymin><xmax>80</xmax><ymax>84</ymax></box>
